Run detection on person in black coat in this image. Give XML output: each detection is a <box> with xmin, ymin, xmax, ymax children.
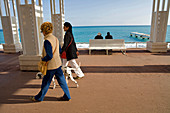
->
<box><xmin>61</xmin><ymin>22</ymin><xmax>84</xmax><ymax>79</ymax></box>
<box><xmin>105</xmin><ymin>32</ymin><xmax>113</xmax><ymax>39</ymax></box>
<box><xmin>95</xmin><ymin>32</ymin><xmax>103</xmax><ymax>39</ymax></box>
<box><xmin>62</xmin><ymin>29</ymin><xmax>78</xmax><ymax>61</ymax></box>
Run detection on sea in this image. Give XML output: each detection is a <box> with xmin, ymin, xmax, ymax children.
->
<box><xmin>0</xmin><ymin>25</ymin><xmax>170</xmax><ymax>48</ymax></box>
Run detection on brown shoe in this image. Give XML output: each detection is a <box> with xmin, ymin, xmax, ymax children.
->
<box><xmin>30</xmin><ymin>96</ymin><xmax>41</xmax><ymax>102</ymax></box>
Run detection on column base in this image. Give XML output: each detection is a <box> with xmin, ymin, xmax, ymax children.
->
<box><xmin>19</xmin><ymin>55</ymin><xmax>41</xmax><ymax>71</ymax></box>
<box><xmin>3</xmin><ymin>43</ymin><xmax>22</xmax><ymax>53</ymax></box>
<box><xmin>147</xmin><ymin>41</ymin><xmax>167</xmax><ymax>53</ymax></box>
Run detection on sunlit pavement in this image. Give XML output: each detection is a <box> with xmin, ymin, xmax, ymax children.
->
<box><xmin>0</xmin><ymin>48</ymin><xmax>170</xmax><ymax>113</ymax></box>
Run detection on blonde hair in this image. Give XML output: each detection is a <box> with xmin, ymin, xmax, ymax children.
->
<box><xmin>40</xmin><ymin>22</ymin><xmax>53</xmax><ymax>35</ymax></box>
<box><xmin>97</xmin><ymin>32</ymin><xmax>101</xmax><ymax>36</ymax></box>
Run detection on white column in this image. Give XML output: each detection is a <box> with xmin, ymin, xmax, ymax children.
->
<box><xmin>61</xmin><ymin>0</ymin><xmax>64</xmax><ymax>14</ymax></box>
<box><xmin>50</xmin><ymin>0</ymin><xmax>65</xmax><ymax>46</ymax></box>
<box><xmin>0</xmin><ymin>0</ymin><xmax>22</xmax><ymax>53</ymax></box>
<box><xmin>16</xmin><ymin>0</ymin><xmax>44</xmax><ymax>71</ymax></box>
<box><xmin>4</xmin><ymin>0</ymin><xmax>9</xmax><ymax>16</ymax></box>
<box><xmin>53</xmin><ymin>0</ymin><xmax>56</xmax><ymax>14</ymax></box>
<box><xmin>12</xmin><ymin>0</ymin><xmax>16</xmax><ymax>16</ymax></box>
<box><xmin>147</xmin><ymin>0</ymin><xmax>170</xmax><ymax>53</ymax></box>
<box><xmin>25</xmin><ymin>0</ymin><xmax>28</xmax><ymax>4</ymax></box>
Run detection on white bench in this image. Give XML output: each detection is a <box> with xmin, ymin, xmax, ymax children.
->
<box><xmin>89</xmin><ymin>39</ymin><xmax>126</xmax><ymax>55</ymax></box>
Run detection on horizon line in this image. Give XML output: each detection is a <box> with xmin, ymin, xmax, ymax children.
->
<box><xmin>73</xmin><ymin>25</ymin><xmax>170</xmax><ymax>27</ymax></box>
<box><xmin>73</xmin><ymin>25</ymin><xmax>151</xmax><ymax>27</ymax></box>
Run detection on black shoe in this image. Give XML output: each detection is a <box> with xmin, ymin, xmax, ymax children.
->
<box><xmin>30</xmin><ymin>96</ymin><xmax>41</xmax><ymax>102</ymax></box>
<box><xmin>57</xmin><ymin>97</ymin><xmax>71</xmax><ymax>101</ymax></box>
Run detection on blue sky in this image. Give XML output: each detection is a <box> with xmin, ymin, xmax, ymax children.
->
<box><xmin>64</xmin><ymin>0</ymin><xmax>153</xmax><ymax>26</ymax></box>
<box><xmin>0</xmin><ymin>0</ymin><xmax>170</xmax><ymax>28</ymax></box>
<box><xmin>42</xmin><ymin>0</ymin><xmax>170</xmax><ymax>26</ymax></box>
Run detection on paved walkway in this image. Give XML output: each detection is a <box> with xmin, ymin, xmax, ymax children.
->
<box><xmin>0</xmin><ymin>49</ymin><xmax>170</xmax><ymax>113</ymax></box>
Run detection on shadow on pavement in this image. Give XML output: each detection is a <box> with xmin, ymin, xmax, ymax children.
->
<box><xmin>81</xmin><ymin>65</ymin><xmax>170</xmax><ymax>73</ymax></box>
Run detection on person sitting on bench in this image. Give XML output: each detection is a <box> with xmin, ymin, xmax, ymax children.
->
<box><xmin>95</xmin><ymin>32</ymin><xmax>103</xmax><ymax>39</ymax></box>
<box><xmin>105</xmin><ymin>32</ymin><xmax>113</xmax><ymax>39</ymax></box>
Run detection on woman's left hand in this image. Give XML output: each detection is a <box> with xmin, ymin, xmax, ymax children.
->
<box><xmin>76</xmin><ymin>51</ymin><xmax>79</xmax><ymax>56</ymax></box>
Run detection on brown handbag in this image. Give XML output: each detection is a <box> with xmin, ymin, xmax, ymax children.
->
<box><xmin>38</xmin><ymin>61</ymin><xmax>48</xmax><ymax>75</ymax></box>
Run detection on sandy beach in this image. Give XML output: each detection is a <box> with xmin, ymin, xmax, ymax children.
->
<box><xmin>0</xmin><ymin>48</ymin><xmax>170</xmax><ymax>113</ymax></box>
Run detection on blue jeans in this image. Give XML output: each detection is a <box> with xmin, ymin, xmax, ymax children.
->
<box><xmin>35</xmin><ymin>66</ymin><xmax>71</xmax><ymax>101</ymax></box>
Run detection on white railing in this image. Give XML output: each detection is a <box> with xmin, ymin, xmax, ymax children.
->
<box><xmin>125</xmin><ymin>42</ymin><xmax>147</xmax><ymax>48</ymax></box>
<box><xmin>76</xmin><ymin>42</ymin><xmax>170</xmax><ymax>49</ymax></box>
<box><xmin>167</xmin><ymin>42</ymin><xmax>170</xmax><ymax>48</ymax></box>
<box><xmin>1</xmin><ymin>43</ymin><xmax>170</xmax><ymax>49</ymax></box>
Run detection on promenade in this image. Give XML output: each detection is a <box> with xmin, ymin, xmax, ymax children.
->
<box><xmin>0</xmin><ymin>48</ymin><xmax>170</xmax><ymax>113</ymax></box>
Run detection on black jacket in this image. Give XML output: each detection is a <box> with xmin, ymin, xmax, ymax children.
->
<box><xmin>61</xmin><ymin>31</ymin><xmax>78</xmax><ymax>61</ymax></box>
<box><xmin>95</xmin><ymin>35</ymin><xmax>103</xmax><ymax>39</ymax></box>
<box><xmin>105</xmin><ymin>35</ymin><xmax>113</xmax><ymax>39</ymax></box>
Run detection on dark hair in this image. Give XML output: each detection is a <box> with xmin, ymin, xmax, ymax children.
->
<box><xmin>64</xmin><ymin>22</ymin><xmax>73</xmax><ymax>36</ymax></box>
<box><xmin>107</xmin><ymin>32</ymin><xmax>110</xmax><ymax>35</ymax></box>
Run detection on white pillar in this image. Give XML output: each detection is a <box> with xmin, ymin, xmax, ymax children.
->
<box><xmin>16</xmin><ymin>0</ymin><xmax>44</xmax><ymax>71</ymax></box>
<box><xmin>0</xmin><ymin>0</ymin><xmax>22</xmax><ymax>53</ymax></box>
<box><xmin>50</xmin><ymin>0</ymin><xmax>65</xmax><ymax>46</ymax></box>
<box><xmin>147</xmin><ymin>0</ymin><xmax>170</xmax><ymax>52</ymax></box>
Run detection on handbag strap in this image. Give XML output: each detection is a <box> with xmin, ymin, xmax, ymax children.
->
<box><xmin>52</xmin><ymin>38</ymin><xmax>58</xmax><ymax>55</ymax></box>
<box><xmin>43</xmin><ymin>39</ymin><xmax>58</xmax><ymax>65</ymax></box>
<box><xmin>65</xmin><ymin>37</ymin><xmax>73</xmax><ymax>51</ymax></box>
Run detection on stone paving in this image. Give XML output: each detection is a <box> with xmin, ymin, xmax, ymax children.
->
<box><xmin>0</xmin><ymin>49</ymin><xmax>170</xmax><ymax>113</ymax></box>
